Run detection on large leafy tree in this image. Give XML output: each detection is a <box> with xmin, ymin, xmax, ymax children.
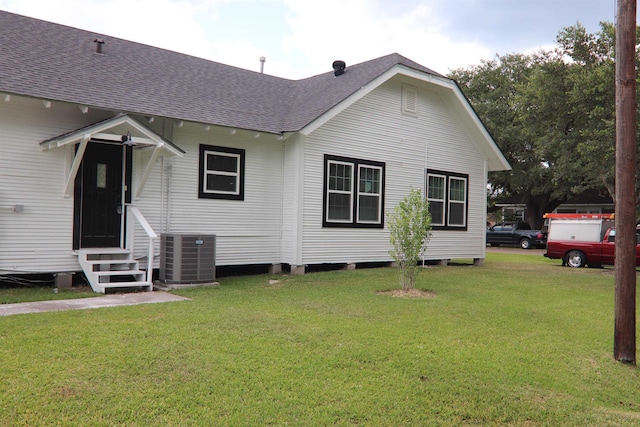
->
<box><xmin>450</xmin><ymin>52</ymin><xmax>569</xmax><ymax>229</ymax></box>
<box><xmin>450</xmin><ymin>22</ymin><xmax>638</xmax><ymax>228</ymax></box>
<box><xmin>554</xmin><ymin>22</ymin><xmax>617</xmax><ymax>198</ymax></box>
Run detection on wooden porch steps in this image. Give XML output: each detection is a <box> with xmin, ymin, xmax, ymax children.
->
<box><xmin>78</xmin><ymin>248</ymin><xmax>153</xmax><ymax>294</ymax></box>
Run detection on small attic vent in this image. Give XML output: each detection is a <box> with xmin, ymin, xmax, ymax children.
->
<box><xmin>332</xmin><ymin>60</ymin><xmax>346</xmax><ymax>76</ymax></box>
<box><xmin>93</xmin><ymin>39</ymin><xmax>104</xmax><ymax>54</ymax></box>
<box><xmin>402</xmin><ymin>84</ymin><xmax>418</xmax><ymax>115</ymax></box>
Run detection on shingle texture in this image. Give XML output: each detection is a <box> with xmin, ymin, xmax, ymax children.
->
<box><xmin>0</xmin><ymin>10</ymin><xmax>444</xmax><ymax>134</ymax></box>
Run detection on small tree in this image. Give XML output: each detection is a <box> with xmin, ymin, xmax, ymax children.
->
<box><xmin>387</xmin><ymin>188</ymin><xmax>432</xmax><ymax>290</ymax></box>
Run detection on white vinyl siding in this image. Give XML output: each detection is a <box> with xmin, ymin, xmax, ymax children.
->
<box><xmin>0</xmin><ymin>95</ymin><xmax>285</xmax><ymax>273</ymax></box>
<box><xmin>423</xmin><ymin>86</ymin><xmax>487</xmax><ymax>258</ymax></box>
<box><xmin>128</xmin><ymin>158</ymin><xmax>162</xmax><ymax>270</ymax></box>
<box><xmin>281</xmin><ymin>135</ymin><xmax>304</xmax><ymax>265</ymax></box>
<box><xmin>0</xmin><ymin>96</ymin><xmax>115</xmax><ymax>273</ymax></box>
<box><xmin>0</xmin><ymin>72</ymin><xmax>498</xmax><ymax>275</ymax></box>
<box><xmin>303</xmin><ymin>81</ymin><xmax>424</xmax><ymax>264</ymax></box>
<box><xmin>301</xmin><ymin>78</ymin><xmax>488</xmax><ymax>264</ymax></box>
<box><xmin>168</xmin><ymin>125</ymin><xmax>283</xmax><ymax>266</ymax></box>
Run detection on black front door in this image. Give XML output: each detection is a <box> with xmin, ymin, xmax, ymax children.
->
<box><xmin>73</xmin><ymin>142</ymin><xmax>129</xmax><ymax>249</ymax></box>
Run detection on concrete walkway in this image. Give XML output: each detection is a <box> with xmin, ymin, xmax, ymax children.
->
<box><xmin>0</xmin><ymin>292</ymin><xmax>190</xmax><ymax>316</ymax></box>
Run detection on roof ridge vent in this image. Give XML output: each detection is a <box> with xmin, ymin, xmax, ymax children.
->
<box><xmin>332</xmin><ymin>60</ymin><xmax>346</xmax><ymax>76</ymax></box>
<box><xmin>93</xmin><ymin>39</ymin><xmax>105</xmax><ymax>54</ymax></box>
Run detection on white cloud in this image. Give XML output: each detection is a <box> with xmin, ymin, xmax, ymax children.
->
<box><xmin>2</xmin><ymin>0</ymin><xmax>215</xmax><ymax>57</ymax></box>
<box><xmin>279</xmin><ymin>0</ymin><xmax>492</xmax><ymax>77</ymax></box>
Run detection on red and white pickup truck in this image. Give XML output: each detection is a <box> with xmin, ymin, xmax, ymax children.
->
<box><xmin>542</xmin><ymin>213</ymin><xmax>639</xmax><ymax>268</ymax></box>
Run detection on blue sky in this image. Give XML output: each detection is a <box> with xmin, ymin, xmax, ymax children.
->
<box><xmin>0</xmin><ymin>0</ymin><xmax>621</xmax><ymax>78</ymax></box>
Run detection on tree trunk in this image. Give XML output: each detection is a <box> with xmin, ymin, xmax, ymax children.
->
<box><xmin>524</xmin><ymin>194</ymin><xmax>564</xmax><ymax>229</ymax></box>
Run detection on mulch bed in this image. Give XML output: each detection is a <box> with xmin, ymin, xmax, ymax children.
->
<box><xmin>376</xmin><ymin>288</ymin><xmax>436</xmax><ymax>299</ymax></box>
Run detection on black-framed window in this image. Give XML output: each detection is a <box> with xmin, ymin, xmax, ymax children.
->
<box><xmin>198</xmin><ymin>144</ymin><xmax>245</xmax><ymax>200</ymax></box>
<box><xmin>323</xmin><ymin>154</ymin><xmax>385</xmax><ymax>228</ymax></box>
<box><xmin>426</xmin><ymin>169</ymin><xmax>468</xmax><ymax>230</ymax></box>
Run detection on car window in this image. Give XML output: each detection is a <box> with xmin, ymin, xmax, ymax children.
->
<box><xmin>607</xmin><ymin>230</ymin><xmax>640</xmax><ymax>244</ymax></box>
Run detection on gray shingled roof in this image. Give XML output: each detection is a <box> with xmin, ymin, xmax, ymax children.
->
<box><xmin>0</xmin><ymin>10</ymin><xmax>444</xmax><ymax>134</ymax></box>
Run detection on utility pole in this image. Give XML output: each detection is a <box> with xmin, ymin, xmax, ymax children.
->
<box><xmin>614</xmin><ymin>0</ymin><xmax>637</xmax><ymax>365</ymax></box>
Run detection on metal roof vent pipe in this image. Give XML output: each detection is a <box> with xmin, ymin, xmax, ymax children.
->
<box><xmin>93</xmin><ymin>39</ymin><xmax>105</xmax><ymax>54</ymax></box>
<box><xmin>260</xmin><ymin>56</ymin><xmax>266</xmax><ymax>74</ymax></box>
<box><xmin>333</xmin><ymin>60</ymin><xmax>346</xmax><ymax>76</ymax></box>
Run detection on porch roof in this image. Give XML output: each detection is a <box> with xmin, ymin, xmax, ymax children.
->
<box><xmin>40</xmin><ymin>114</ymin><xmax>185</xmax><ymax>157</ymax></box>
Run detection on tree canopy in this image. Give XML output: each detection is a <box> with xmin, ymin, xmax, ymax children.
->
<box><xmin>449</xmin><ymin>22</ymin><xmax>638</xmax><ymax>228</ymax></box>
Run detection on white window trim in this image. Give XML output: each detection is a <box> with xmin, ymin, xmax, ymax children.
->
<box><xmin>326</xmin><ymin>160</ymin><xmax>354</xmax><ymax>223</ymax></box>
<box><xmin>198</xmin><ymin>144</ymin><xmax>245</xmax><ymax>201</ymax></box>
<box><xmin>357</xmin><ymin>164</ymin><xmax>383</xmax><ymax>224</ymax></box>
<box><xmin>447</xmin><ymin>176</ymin><xmax>468</xmax><ymax>227</ymax></box>
<box><xmin>427</xmin><ymin>169</ymin><xmax>469</xmax><ymax>230</ymax></box>
<box><xmin>324</xmin><ymin>155</ymin><xmax>385</xmax><ymax>228</ymax></box>
<box><xmin>427</xmin><ymin>173</ymin><xmax>446</xmax><ymax>227</ymax></box>
<box><xmin>203</xmin><ymin>150</ymin><xmax>241</xmax><ymax>195</ymax></box>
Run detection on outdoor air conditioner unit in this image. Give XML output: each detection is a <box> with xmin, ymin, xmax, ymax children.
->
<box><xmin>160</xmin><ymin>234</ymin><xmax>216</xmax><ymax>284</ymax></box>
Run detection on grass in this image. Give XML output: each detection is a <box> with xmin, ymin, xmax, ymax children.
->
<box><xmin>0</xmin><ymin>285</ymin><xmax>95</xmax><ymax>304</ymax></box>
<box><xmin>1</xmin><ymin>252</ymin><xmax>639</xmax><ymax>426</ymax></box>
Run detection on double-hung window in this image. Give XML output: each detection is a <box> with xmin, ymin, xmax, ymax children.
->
<box><xmin>324</xmin><ymin>155</ymin><xmax>385</xmax><ymax>228</ymax></box>
<box><xmin>426</xmin><ymin>169</ymin><xmax>468</xmax><ymax>230</ymax></box>
<box><xmin>198</xmin><ymin>144</ymin><xmax>245</xmax><ymax>200</ymax></box>
<box><xmin>427</xmin><ymin>173</ymin><xmax>446</xmax><ymax>226</ymax></box>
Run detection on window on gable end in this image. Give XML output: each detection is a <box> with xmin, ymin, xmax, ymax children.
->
<box><xmin>323</xmin><ymin>154</ymin><xmax>385</xmax><ymax>228</ymax></box>
<box><xmin>426</xmin><ymin>169</ymin><xmax>468</xmax><ymax>230</ymax></box>
<box><xmin>198</xmin><ymin>144</ymin><xmax>245</xmax><ymax>200</ymax></box>
<box><xmin>358</xmin><ymin>165</ymin><xmax>383</xmax><ymax>223</ymax></box>
<box><xmin>448</xmin><ymin>176</ymin><xmax>467</xmax><ymax>227</ymax></box>
<box><xmin>427</xmin><ymin>173</ymin><xmax>446</xmax><ymax>226</ymax></box>
<box><xmin>402</xmin><ymin>84</ymin><xmax>418</xmax><ymax>116</ymax></box>
<box><xmin>327</xmin><ymin>160</ymin><xmax>353</xmax><ymax>222</ymax></box>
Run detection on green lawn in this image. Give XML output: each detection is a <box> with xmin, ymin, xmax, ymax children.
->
<box><xmin>1</xmin><ymin>252</ymin><xmax>639</xmax><ymax>426</ymax></box>
<box><xmin>0</xmin><ymin>284</ymin><xmax>95</xmax><ymax>304</ymax></box>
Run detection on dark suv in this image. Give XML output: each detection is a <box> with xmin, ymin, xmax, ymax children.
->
<box><xmin>486</xmin><ymin>221</ymin><xmax>547</xmax><ymax>249</ymax></box>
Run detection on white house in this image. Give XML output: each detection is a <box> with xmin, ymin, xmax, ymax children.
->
<box><xmin>0</xmin><ymin>11</ymin><xmax>510</xmax><ymax>292</ymax></box>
